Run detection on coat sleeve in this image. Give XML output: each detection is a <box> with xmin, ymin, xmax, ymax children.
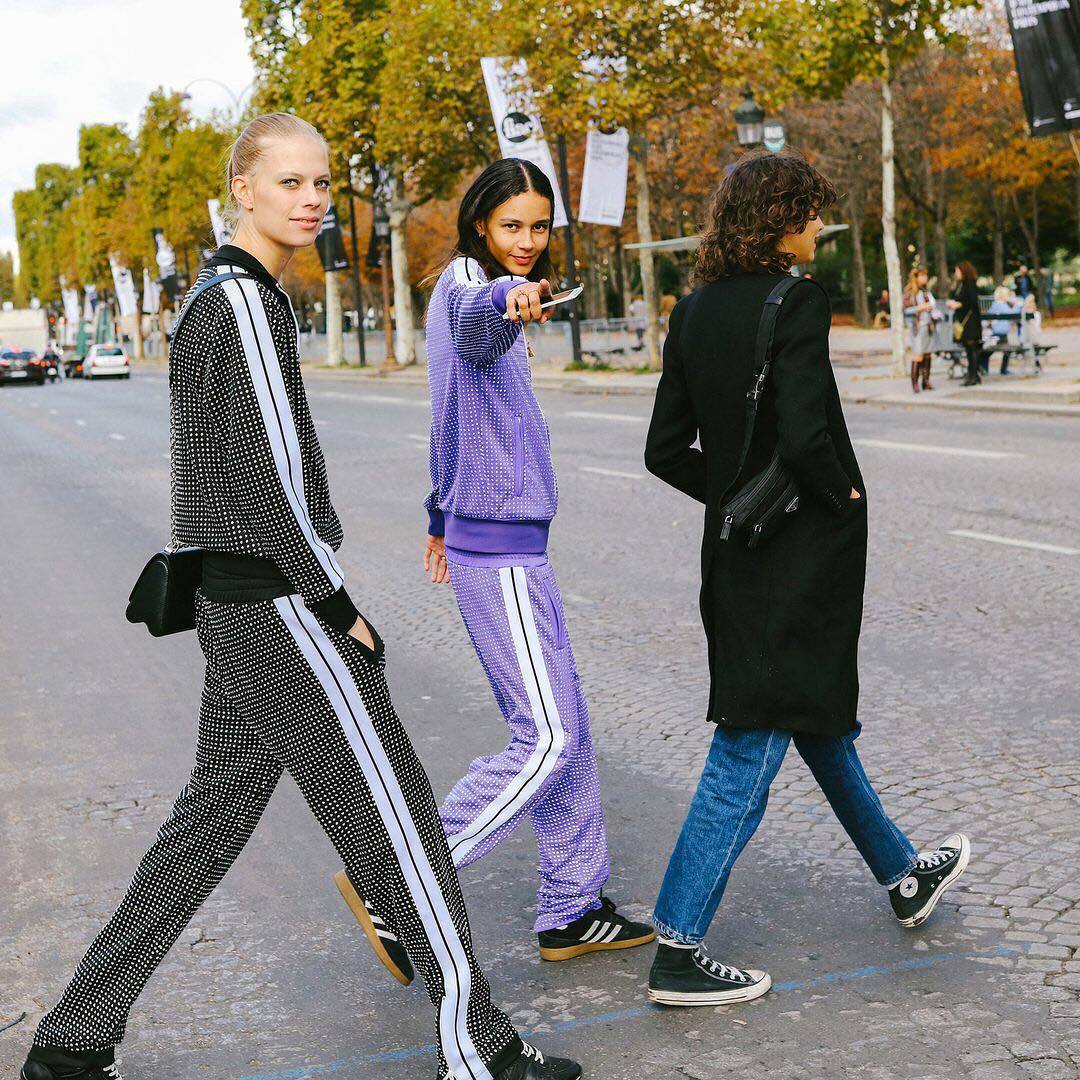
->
<box><xmin>770</xmin><ymin>281</ymin><xmax>857</xmax><ymax>517</ymax></box>
<box><xmin>212</xmin><ymin>283</ymin><xmax>360</xmax><ymax>632</ymax></box>
<box><xmin>424</xmin><ymin>426</ymin><xmax>444</xmax><ymax>537</ymax></box>
<box><xmin>444</xmin><ymin>260</ymin><xmax>527</xmax><ymax>365</ymax></box>
<box><xmin>644</xmin><ymin>299</ymin><xmax>706</xmax><ymax>503</ymax></box>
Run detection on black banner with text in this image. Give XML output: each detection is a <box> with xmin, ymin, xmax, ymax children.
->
<box><xmin>1007</xmin><ymin>0</ymin><xmax>1080</xmax><ymax>136</ymax></box>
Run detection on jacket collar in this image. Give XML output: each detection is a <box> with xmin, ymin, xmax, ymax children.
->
<box><xmin>208</xmin><ymin>244</ymin><xmax>283</xmax><ymax>294</ymax></box>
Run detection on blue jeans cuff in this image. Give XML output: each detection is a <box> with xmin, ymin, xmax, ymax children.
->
<box><xmin>880</xmin><ymin>859</ymin><xmax>918</xmax><ymax>888</ymax></box>
<box><xmin>651</xmin><ymin>913</ymin><xmax>701</xmax><ymax>946</ymax></box>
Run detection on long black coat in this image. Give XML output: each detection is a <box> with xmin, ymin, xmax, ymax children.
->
<box><xmin>645</xmin><ymin>273</ymin><xmax>866</xmax><ymax>737</ymax></box>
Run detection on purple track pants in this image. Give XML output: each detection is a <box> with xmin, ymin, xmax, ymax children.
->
<box><xmin>441</xmin><ymin>554</ymin><xmax>610</xmax><ymax>932</ymax></box>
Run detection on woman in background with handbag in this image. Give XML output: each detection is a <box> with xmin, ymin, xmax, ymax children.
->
<box><xmin>641</xmin><ymin>152</ymin><xmax>970</xmax><ymax>1011</ymax></box>
<box><xmin>21</xmin><ymin>112</ymin><xmax>578</xmax><ymax>1080</ymax></box>
<box><xmin>948</xmin><ymin>261</ymin><xmax>984</xmax><ymax>387</ymax></box>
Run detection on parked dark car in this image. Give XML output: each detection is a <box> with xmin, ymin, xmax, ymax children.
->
<box><xmin>0</xmin><ymin>349</ymin><xmax>46</xmax><ymax>386</ymax></box>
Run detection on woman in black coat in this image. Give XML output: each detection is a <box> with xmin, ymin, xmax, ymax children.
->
<box><xmin>949</xmin><ymin>261</ymin><xmax>984</xmax><ymax>386</ymax></box>
<box><xmin>641</xmin><ymin>152</ymin><xmax>970</xmax><ymax>1011</ymax></box>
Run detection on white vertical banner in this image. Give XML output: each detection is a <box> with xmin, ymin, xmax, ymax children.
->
<box><xmin>142</xmin><ymin>268</ymin><xmax>161</xmax><ymax>314</ymax></box>
<box><xmin>109</xmin><ymin>255</ymin><xmax>139</xmax><ymax>317</ymax></box>
<box><xmin>480</xmin><ymin>57</ymin><xmax>568</xmax><ymax>229</ymax></box>
<box><xmin>83</xmin><ymin>285</ymin><xmax>97</xmax><ymax>322</ymax></box>
<box><xmin>207</xmin><ymin>198</ymin><xmax>231</xmax><ymax>247</ymax></box>
<box><xmin>578</xmin><ymin>127</ymin><xmax>629</xmax><ymax>226</ymax></box>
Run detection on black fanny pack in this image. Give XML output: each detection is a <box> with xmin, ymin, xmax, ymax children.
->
<box><xmin>717</xmin><ymin>276</ymin><xmax>802</xmax><ymax>549</ymax></box>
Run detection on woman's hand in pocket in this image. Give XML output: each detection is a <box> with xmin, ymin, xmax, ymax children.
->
<box><xmin>423</xmin><ymin>534</ymin><xmax>451</xmax><ymax>584</ymax></box>
<box><xmin>347</xmin><ymin>615</ymin><xmax>376</xmax><ymax>650</ymax></box>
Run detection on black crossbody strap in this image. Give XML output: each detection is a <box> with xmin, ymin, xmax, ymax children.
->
<box><xmin>724</xmin><ymin>276</ymin><xmax>804</xmax><ymax>498</ymax></box>
<box><xmin>172</xmin><ymin>271</ymin><xmax>256</xmax><ymax>339</ymax></box>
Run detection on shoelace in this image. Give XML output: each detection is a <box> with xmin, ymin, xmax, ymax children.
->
<box><xmin>694</xmin><ymin>948</ymin><xmax>749</xmax><ymax>983</ymax></box>
<box><xmin>102</xmin><ymin>1066</ymin><xmax>123</xmax><ymax>1080</ymax></box>
<box><xmin>916</xmin><ymin>848</ymin><xmax>953</xmax><ymax>871</ymax></box>
<box><xmin>521</xmin><ymin>1043</ymin><xmax>546</xmax><ymax>1065</ymax></box>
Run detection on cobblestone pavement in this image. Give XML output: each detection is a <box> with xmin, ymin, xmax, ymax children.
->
<box><xmin>1</xmin><ymin>374</ymin><xmax>1077</xmax><ymax>1079</ymax></box>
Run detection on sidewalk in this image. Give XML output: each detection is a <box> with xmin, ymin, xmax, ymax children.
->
<box><xmin>301</xmin><ymin>323</ymin><xmax>1080</xmax><ymax>417</ymax></box>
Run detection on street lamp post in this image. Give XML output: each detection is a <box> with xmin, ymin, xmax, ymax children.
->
<box><xmin>374</xmin><ymin>203</ymin><xmax>397</xmax><ymax>371</ymax></box>
<box><xmin>734</xmin><ymin>86</ymin><xmax>766</xmax><ymax>150</ymax></box>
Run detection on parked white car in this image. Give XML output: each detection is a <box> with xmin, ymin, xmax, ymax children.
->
<box><xmin>83</xmin><ymin>343</ymin><xmax>130</xmax><ymax>380</ymax></box>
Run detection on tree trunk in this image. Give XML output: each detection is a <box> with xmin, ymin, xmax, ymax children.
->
<box><xmin>933</xmin><ymin>172</ymin><xmax>949</xmax><ymax>292</ymax></box>
<box><xmin>632</xmin><ymin>134</ymin><xmax>661</xmax><ymax>368</ymax></box>
<box><xmin>916</xmin><ymin>211</ymin><xmax>928</xmax><ymax>269</ymax></box>
<box><xmin>881</xmin><ymin>75</ymin><xmax>906</xmax><ymax>374</ymax></box>
<box><xmin>848</xmin><ymin>202</ymin><xmax>870</xmax><ymax>327</ymax></box>
<box><xmin>1012</xmin><ymin>188</ymin><xmax>1044</xmax><ymax>307</ymax></box>
<box><xmin>388</xmin><ymin>173</ymin><xmax>416</xmax><ymax>366</ymax></box>
<box><xmin>992</xmin><ymin>193</ymin><xmax>1005</xmax><ymax>284</ymax></box>
<box><xmin>325</xmin><ymin>269</ymin><xmax>343</xmax><ymax>366</ymax></box>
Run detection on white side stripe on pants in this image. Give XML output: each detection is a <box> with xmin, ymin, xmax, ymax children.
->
<box><xmin>447</xmin><ymin>565</ymin><xmax>566</xmax><ymax>864</ymax></box>
<box><xmin>275</xmin><ymin>595</ymin><xmax>490</xmax><ymax>1080</ymax></box>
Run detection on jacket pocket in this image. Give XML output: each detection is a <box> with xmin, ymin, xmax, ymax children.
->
<box><xmin>513</xmin><ymin>415</ymin><xmax>525</xmax><ymax>497</ymax></box>
<box><xmin>541</xmin><ymin>574</ymin><xmax>567</xmax><ymax>650</ymax></box>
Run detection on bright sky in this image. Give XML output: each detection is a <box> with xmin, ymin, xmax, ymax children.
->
<box><xmin>1</xmin><ymin>0</ymin><xmax>256</xmax><ymax>267</ymax></box>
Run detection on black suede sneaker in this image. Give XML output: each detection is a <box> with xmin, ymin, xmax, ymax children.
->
<box><xmin>334</xmin><ymin>869</ymin><xmax>415</xmax><ymax>985</ymax></box>
<box><xmin>648</xmin><ymin>942</ymin><xmax>771</xmax><ymax>1007</ymax></box>
<box><xmin>21</xmin><ymin>1046</ymin><xmax>123</xmax><ymax>1080</ymax></box>
<box><xmin>440</xmin><ymin>1042</ymin><xmax>582</xmax><ymax>1079</ymax></box>
<box><xmin>538</xmin><ymin>896</ymin><xmax>656</xmax><ymax>961</ymax></box>
<box><xmin>890</xmin><ymin>833</ymin><xmax>971</xmax><ymax>928</ymax></box>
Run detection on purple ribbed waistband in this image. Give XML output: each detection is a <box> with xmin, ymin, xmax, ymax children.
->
<box><xmin>443</xmin><ymin>514</ymin><xmax>550</xmax><ymax>554</ymax></box>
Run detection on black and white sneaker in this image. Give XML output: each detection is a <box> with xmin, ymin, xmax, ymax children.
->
<box><xmin>648</xmin><ymin>942</ymin><xmax>771</xmax><ymax>1007</ymax></box>
<box><xmin>334</xmin><ymin>869</ymin><xmax>415</xmax><ymax>986</ymax></box>
<box><xmin>21</xmin><ymin>1046</ymin><xmax>123</xmax><ymax>1080</ymax></box>
<box><xmin>438</xmin><ymin>1043</ymin><xmax>582</xmax><ymax>1079</ymax></box>
<box><xmin>889</xmin><ymin>833</ymin><xmax>971</xmax><ymax>928</ymax></box>
<box><xmin>538</xmin><ymin>895</ymin><xmax>656</xmax><ymax>962</ymax></box>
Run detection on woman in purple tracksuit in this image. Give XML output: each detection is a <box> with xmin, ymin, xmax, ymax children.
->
<box><xmin>335</xmin><ymin>159</ymin><xmax>653</xmax><ymax>971</ymax></box>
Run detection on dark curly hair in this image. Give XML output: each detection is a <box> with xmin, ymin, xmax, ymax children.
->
<box><xmin>696</xmin><ymin>151</ymin><xmax>838</xmax><ymax>282</ymax></box>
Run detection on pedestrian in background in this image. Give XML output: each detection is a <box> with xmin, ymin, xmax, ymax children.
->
<box><xmin>873</xmin><ymin>288</ymin><xmax>890</xmax><ymax>329</ymax></box>
<box><xmin>949</xmin><ymin>261</ymin><xmax>983</xmax><ymax>386</ymax></box>
<box><xmin>902</xmin><ymin>266</ymin><xmax>939</xmax><ymax>393</ymax></box>
<box><xmin>20</xmin><ymin>113</ymin><xmax>572</xmax><ymax>1080</ymax></box>
<box><xmin>1042</xmin><ymin>267</ymin><xmax>1055</xmax><ymax>318</ymax></box>
<box><xmin>642</xmin><ymin>150</ymin><xmax>971</xmax><ymax>1011</ymax></box>
<box><xmin>1015</xmin><ymin>264</ymin><xmax>1034</xmax><ymax>300</ymax></box>
<box><xmin>988</xmin><ymin>285</ymin><xmax>1021</xmax><ymax>375</ymax></box>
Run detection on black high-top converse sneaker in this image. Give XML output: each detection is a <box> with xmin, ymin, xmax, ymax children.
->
<box><xmin>334</xmin><ymin>870</ymin><xmax>415</xmax><ymax>985</ymax></box>
<box><xmin>21</xmin><ymin>1046</ymin><xmax>123</xmax><ymax>1080</ymax></box>
<box><xmin>648</xmin><ymin>941</ymin><xmax>771</xmax><ymax>1007</ymax></box>
<box><xmin>440</xmin><ymin>1043</ymin><xmax>582</xmax><ymax>1080</ymax></box>
<box><xmin>538</xmin><ymin>896</ymin><xmax>656</xmax><ymax>961</ymax></box>
<box><xmin>890</xmin><ymin>833</ymin><xmax>971</xmax><ymax>928</ymax></box>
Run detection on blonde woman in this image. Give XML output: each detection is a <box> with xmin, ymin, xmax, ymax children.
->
<box><xmin>902</xmin><ymin>267</ymin><xmax>939</xmax><ymax>393</ymax></box>
<box><xmin>20</xmin><ymin>114</ymin><xmax>578</xmax><ymax>1080</ymax></box>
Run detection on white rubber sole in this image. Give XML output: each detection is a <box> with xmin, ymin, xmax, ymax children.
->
<box><xmin>898</xmin><ymin>833</ymin><xmax>972</xmax><ymax>929</ymax></box>
<box><xmin>648</xmin><ymin>970</ymin><xmax>773</xmax><ymax>1007</ymax></box>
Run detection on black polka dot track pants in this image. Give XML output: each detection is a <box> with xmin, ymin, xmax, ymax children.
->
<box><xmin>34</xmin><ymin>592</ymin><xmax>522</xmax><ymax>1080</ymax></box>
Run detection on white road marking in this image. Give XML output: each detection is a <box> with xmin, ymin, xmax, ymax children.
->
<box><xmin>853</xmin><ymin>438</ymin><xmax>1020</xmax><ymax>460</ymax></box>
<box><xmin>579</xmin><ymin>465</ymin><xmax>645</xmax><ymax>480</ymax></box>
<box><xmin>407</xmin><ymin>433</ymin><xmax>428</xmax><ymax>443</ymax></box>
<box><xmin>75</xmin><ymin>419</ymin><xmax>86</xmax><ymax>426</ymax></box>
<box><xmin>566</xmin><ymin>410</ymin><xmax>648</xmax><ymax>423</ymax></box>
<box><xmin>949</xmin><ymin>530</ymin><xmax>1078</xmax><ymax>556</ymax></box>
<box><xmin>108</xmin><ymin>432</ymin><xmax>126</xmax><ymax>441</ymax></box>
<box><xmin>49</xmin><ymin>408</ymin><xmax>58</xmax><ymax>415</ymax></box>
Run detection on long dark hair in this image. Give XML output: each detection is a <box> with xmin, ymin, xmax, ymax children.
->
<box><xmin>444</xmin><ymin>158</ymin><xmax>557</xmax><ymax>283</ymax></box>
<box><xmin>696</xmin><ymin>151</ymin><xmax>838</xmax><ymax>282</ymax></box>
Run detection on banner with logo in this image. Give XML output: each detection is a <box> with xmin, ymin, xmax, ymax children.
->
<box><xmin>59</xmin><ymin>278</ymin><xmax>81</xmax><ymax>325</ymax></box>
<box><xmin>109</xmin><ymin>255</ymin><xmax>139</xmax><ymax>317</ymax></box>
<box><xmin>1007</xmin><ymin>0</ymin><xmax>1080</xmax><ymax>136</ymax></box>
<box><xmin>481</xmin><ymin>57</ymin><xmax>568</xmax><ymax>228</ymax></box>
<box><xmin>315</xmin><ymin>202</ymin><xmax>350</xmax><ymax>272</ymax></box>
<box><xmin>207</xmin><ymin>198</ymin><xmax>231</xmax><ymax>247</ymax></box>
<box><xmin>578</xmin><ymin>127</ymin><xmax>629</xmax><ymax>226</ymax></box>
<box><xmin>152</xmin><ymin>228</ymin><xmax>182</xmax><ymax>301</ymax></box>
<box><xmin>83</xmin><ymin>285</ymin><xmax>97</xmax><ymax>322</ymax></box>
<box><xmin>142</xmin><ymin>268</ymin><xmax>162</xmax><ymax>314</ymax></box>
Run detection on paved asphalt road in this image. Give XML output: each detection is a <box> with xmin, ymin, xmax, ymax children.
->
<box><xmin>1</xmin><ymin>370</ymin><xmax>1078</xmax><ymax>1080</ymax></box>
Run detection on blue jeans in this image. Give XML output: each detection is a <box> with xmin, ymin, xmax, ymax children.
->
<box><xmin>653</xmin><ymin>726</ymin><xmax>918</xmax><ymax>944</ymax></box>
